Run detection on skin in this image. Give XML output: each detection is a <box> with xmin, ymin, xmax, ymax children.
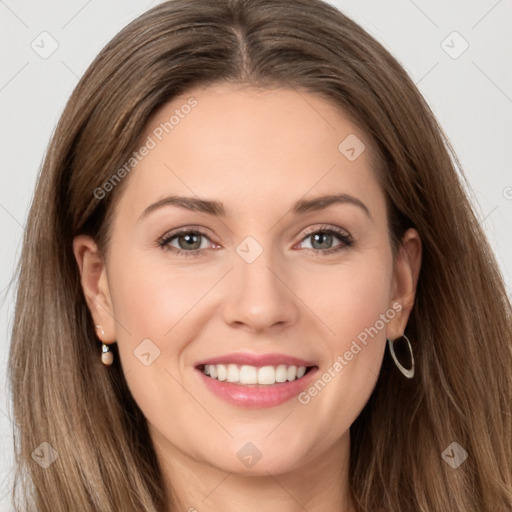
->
<box><xmin>74</xmin><ymin>83</ymin><xmax>421</xmax><ymax>512</ymax></box>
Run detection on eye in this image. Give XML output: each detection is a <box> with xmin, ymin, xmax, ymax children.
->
<box><xmin>297</xmin><ymin>225</ymin><xmax>353</xmax><ymax>255</ymax></box>
<box><xmin>158</xmin><ymin>228</ymin><xmax>214</xmax><ymax>256</ymax></box>
<box><xmin>157</xmin><ymin>225</ymin><xmax>353</xmax><ymax>257</ymax></box>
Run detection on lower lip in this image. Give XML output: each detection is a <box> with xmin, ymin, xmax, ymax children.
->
<box><xmin>196</xmin><ymin>367</ymin><xmax>319</xmax><ymax>408</ymax></box>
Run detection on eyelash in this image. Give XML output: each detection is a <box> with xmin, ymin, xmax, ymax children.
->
<box><xmin>157</xmin><ymin>225</ymin><xmax>353</xmax><ymax>257</ymax></box>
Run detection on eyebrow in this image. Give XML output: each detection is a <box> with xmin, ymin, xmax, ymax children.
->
<box><xmin>138</xmin><ymin>193</ymin><xmax>372</xmax><ymax>221</ymax></box>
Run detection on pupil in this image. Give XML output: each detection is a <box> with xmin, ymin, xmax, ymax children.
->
<box><xmin>180</xmin><ymin>233</ymin><xmax>200</xmax><ymax>250</ymax></box>
<box><xmin>313</xmin><ymin>233</ymin><xmax>332</xmax><ymax>250</ymax></box>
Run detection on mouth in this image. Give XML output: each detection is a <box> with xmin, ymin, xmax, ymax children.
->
<box><xmin>196</xmin><ymin>363</ymin><xmax>317</xmax><ymax>386</ymax></box>
<box><xmin>193</xmin><ymin>354</ymin><xmax>319</xmax><ymax>408</ymax></box>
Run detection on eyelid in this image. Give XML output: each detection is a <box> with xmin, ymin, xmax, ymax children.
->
<box><xmin>299</xmin><ymin>224</ymin><xmax>350</xmax><ymax>238</ymax></box>
<box><xmin>158</xmin><ymin>225</ymin><xmax>215</xmax><ymax>244</ymax></box>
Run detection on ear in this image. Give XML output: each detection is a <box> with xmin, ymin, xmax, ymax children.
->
<box><xmin>386</xmin><ymin>227</ymin><xmax>422</xmax><ymax>340</ymax></box>
<box><xmin>72</xmin><ymin>235</ymin><xmax>117</xmax><ymax>344</ymax></box>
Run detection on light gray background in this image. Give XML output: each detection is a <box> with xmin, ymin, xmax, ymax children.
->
<box><xmin>1</xmin><ymin>0</ymin><xmax>511</xmax><ymax>508</ymax></box>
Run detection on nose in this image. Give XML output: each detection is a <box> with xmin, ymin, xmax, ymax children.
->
<box><xmin>221</xmin><ymin>242</ymin><xmax>300</xmax><ymax>333</ymax></box>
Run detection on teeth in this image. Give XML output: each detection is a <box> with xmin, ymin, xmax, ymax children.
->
<box><xmin>258</xmin><ymin>366</ymin><xmax>276</xmax><ymax>385</ymax></box>
<box><xmin>240</xmin><ymin>365</ymin><xmax>257</xmax><ymax>384</ymax></box>
<box><xmin>217</xmin><ymin>364</ymin><xmax>227</xmax><ymax>381</ymax></box>
<box><xmin>201</xmin><ymin>364</ymin><xmax>309</xmax><ymax>385</ymax></box>
<box><xmin>287</xmin><ymin>366</ymin><xmax>297</xmax><ymax>380</ymax></box>
<box><xmin>275</xmin><ymin>364</ymin><xmax>288</xmax><ymax>383</ymax></box>
<box><xmin>226</xmin><ymin>364</ymin><xmax>238</xmax><ymax>383</ymax></box>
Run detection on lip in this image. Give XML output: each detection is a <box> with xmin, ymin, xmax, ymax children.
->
<box><xmin>195</xmin><ymin>352</ymin><xmax>316</xmax><ymax>368</ymax></box>
<box><xmin>195</xmin><ymin>364</ymin><xmax>319</xmax><ymax>408</ymax></box>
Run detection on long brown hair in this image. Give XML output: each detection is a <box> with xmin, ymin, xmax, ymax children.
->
<box><xmin>8</xmin><ymin>0</ymin><xmax>512</xmax><ymax>510</ymax></box>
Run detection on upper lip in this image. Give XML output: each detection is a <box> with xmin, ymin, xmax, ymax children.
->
<box><xmin>195</xmin><ymin>352</ymin><xmax>317</xmax><ymax>368</ymax></box>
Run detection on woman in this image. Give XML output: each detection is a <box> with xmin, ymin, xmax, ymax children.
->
<box><xmin>8</xmin><ymin>0</ymin><xmax>512</xmax><ymax>510</ymax></box>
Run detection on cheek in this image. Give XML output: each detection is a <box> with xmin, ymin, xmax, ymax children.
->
<box><xmin>108</xmin><ymin>251</ymin><xmax>217</xmax><ymax>338</ymax></box>
<box><xmin>105</xmin><ymin>252</ymin><xmax>223</xmax><ymax>404</ymax></box>
<box><xmin>295</xmin><ymin>247</ymin><xmax>393</xmax><ymax>414</ymax></box>
<box><xmin>339</xmin><ymin>264</ymin><xmax>392</xmax><ymax>340</ymax></box>
<box><xmin>105</xmin><ymin>256</ymin><xmax>202</xmax><ymax>436</ymax></box>
<box><xmin>305</xmin><ymin>250</ymin><xmax>394</xmax><ymax>345</ymax></box>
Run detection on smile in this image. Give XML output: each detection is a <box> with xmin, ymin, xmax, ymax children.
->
<box><xmin>194</xmin><ymin>352</ymin><xmax>319</xmax><ymax>408</ymax></box>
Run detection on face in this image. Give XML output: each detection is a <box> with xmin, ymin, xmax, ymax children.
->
<box><xmin>74</xmin><ymin>83</ymin><xmax>420</xmax><ymax>478</ymax></box>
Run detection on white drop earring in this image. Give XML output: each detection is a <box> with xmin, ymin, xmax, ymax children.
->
<box><xmin>95</xmin><ymin>325</ymin><xmax>113</xmax><ymax>366</ymax></box>
<box><xmin>101</xmin><ymin>343</ymin><xmax>114</xmax><ymax>366</ymax></box>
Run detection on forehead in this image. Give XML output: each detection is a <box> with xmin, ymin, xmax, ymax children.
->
<box><xmin>114</xmin><ymin>84</ymin><xmax>385</xmax><ymax>221</ymax></box>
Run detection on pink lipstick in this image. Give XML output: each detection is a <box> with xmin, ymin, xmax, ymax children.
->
<box><xmin>194</xmin><ymin>352</ymin><xmax>319</xmax><ymax>408</ymax></box>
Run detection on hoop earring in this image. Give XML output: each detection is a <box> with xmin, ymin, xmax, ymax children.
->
<box><xmin>387</xmin><ymin>334</ymin><xmax>414</xmax><ymax>379</ymax></box>
<box><xmin>101</xmin><ymin>343</ymin><xmax>114</xmax><ymax>366</ymax></box>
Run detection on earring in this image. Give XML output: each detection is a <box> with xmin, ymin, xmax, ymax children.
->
<box><xmin>101</xmin><ymin>343</ymin><xmax>114</xmax><ymax>366</ymax></box>
<box><xmin>387</xmin><ymin>334</ymin><xmax>414</xmax><ymax>379</ymax></box>
<box><xmin>95</xmin><ymin>325</ymin><xmax>113</xmax><ymax>366</ymax></box>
